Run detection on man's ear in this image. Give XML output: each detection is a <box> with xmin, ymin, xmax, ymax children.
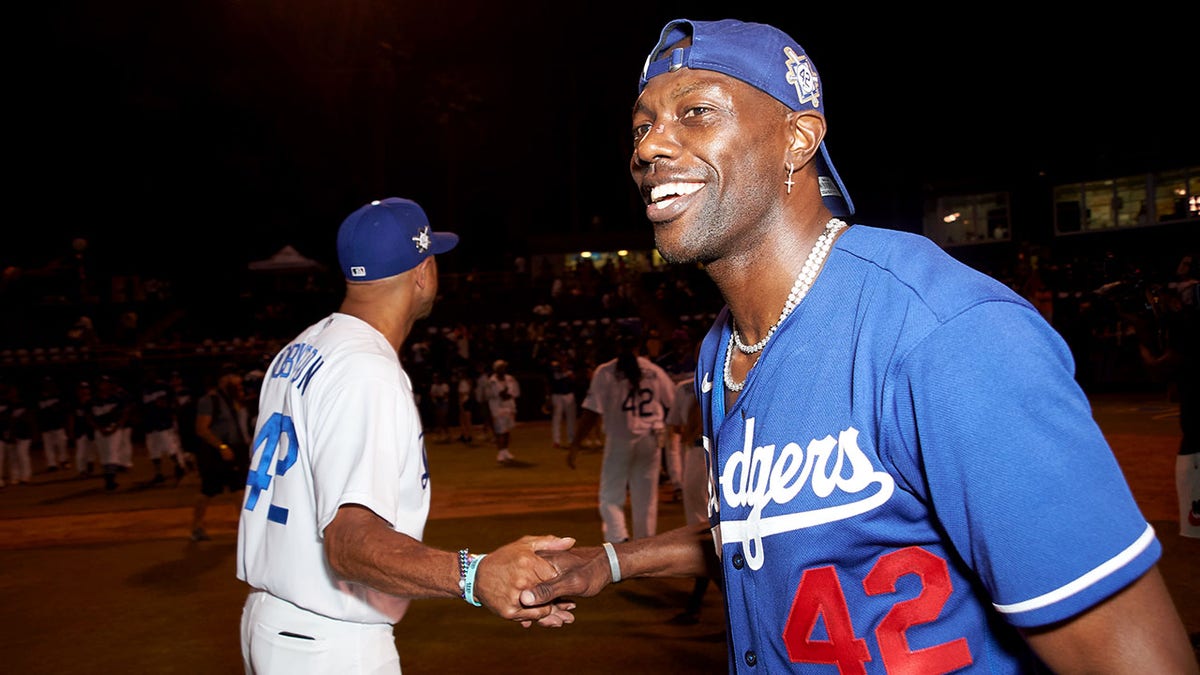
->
<box><xmin>785</xmin><ymin>110</ymin><xmax>827</xmax><ymax>167</ymax></box>
<box><xmin>413</xmin><ymin>257</ymin><xmax>433</xmax><ymax>289</ymax></box>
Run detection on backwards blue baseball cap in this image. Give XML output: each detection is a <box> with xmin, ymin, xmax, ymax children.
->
<box><xmin>639</xmin><ymin>18</ymin><xmax>854</xmax><ymax>217</ymax></box>
<box><xmin>336</xmin><ymin>197</ymin><xmax>459</xmax><ymax>281</ymax></box>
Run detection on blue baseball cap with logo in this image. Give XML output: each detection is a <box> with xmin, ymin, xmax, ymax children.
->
<box><xmin>639</xmin><ymin>18</ymin><xmax>854</xmax><ymax>217</ymax></box>
<box><xmin>336</xmin><ymin>197</ymin><xmax>459</xmax><ymax>281</ymax></box>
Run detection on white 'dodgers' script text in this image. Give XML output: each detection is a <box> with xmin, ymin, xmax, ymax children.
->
<box><xmin>718</xmin><ymin>417</ymin><xmax>895</xmax><ymax>570</ymax></box>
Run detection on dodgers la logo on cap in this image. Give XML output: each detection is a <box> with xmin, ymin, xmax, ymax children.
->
<box><xmin>783</xmin><ymin>47</ymin><xmax>819</xmax><ymax>110</ymax></box>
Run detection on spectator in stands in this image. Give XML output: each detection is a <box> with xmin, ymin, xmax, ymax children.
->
<box><xmin>66</xmin><ymin>315</ymin><xmax>100</xmax><ymax>348</ymax></box>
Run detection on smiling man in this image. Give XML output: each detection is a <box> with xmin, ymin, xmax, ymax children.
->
<box><xmin>523</xmin><ymin>17</ymin><xmax>1199</xmax><ymax>674</ymax></box>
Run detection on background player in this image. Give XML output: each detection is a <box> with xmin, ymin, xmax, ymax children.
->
<box><xmin>568</xmin><ymin>332</ymin><xmax>675</xmax><ymax>543</ymax></box>
<box><xmin>68</xmin><ymin>380</ymin><xmax>97</xmax><ymax>477</ymax></box>
<box><xmin>90</xmin><ymin>374</ymin><xmax>130</xmax><ymax>491</ymax></box>
<box><xmin>236</xmin><ymin>197</ymin><xmax>575</xmax><ymax>674</ymax></box>
<box><xmin>36</xmin><ymin>376</ymin><xmax>71</xmax><ymax>473</ymax></box>
<box><xmin>524</xmin><ymin>17</ymin><xmax>1200</xmax><ymax>673</ymax></box>
<box><xmin>140</xmin><ymin>369</ymin><xmax>187</xmax><ymax>485</ymax></box>
<box><xmin>546</xmin><ymin>356</ymin><xmax>577</xmax><ymax>450</ymax></box>
<box><xmin>485</xmin><ymin>359</ymin><xmax>520</xmax><ymax>464</ymax></box>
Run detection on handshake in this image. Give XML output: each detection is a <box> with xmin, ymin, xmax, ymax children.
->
<box><xmin>465</xmin><ymin>535</ymin><xmax>613</xmax><ymax>628</ymax></box>
<box><xmin>465</xmin><ymin>524</ymin><xmax>711</xmax><ymax>628</ymax></box>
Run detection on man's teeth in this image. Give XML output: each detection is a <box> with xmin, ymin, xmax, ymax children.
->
<box><xmin>650</xmin><ymin>182</ymin><xmax>702</xmax><ymax>203</ymax></box>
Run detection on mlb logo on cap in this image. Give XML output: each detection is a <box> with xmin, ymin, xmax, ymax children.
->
<box><xmin>337</xmin><ymin>198</ymin><xmax>459</xmax><ymax>282</ymax></box>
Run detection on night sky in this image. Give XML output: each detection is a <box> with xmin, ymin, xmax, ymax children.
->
<box><xmin>10</xmin><ymin>2</ymin><xmax>1198</xmax><ymax>279</ymax></box>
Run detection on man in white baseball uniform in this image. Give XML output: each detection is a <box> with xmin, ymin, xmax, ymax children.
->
<box><xmin>486</xmin><ymin>359</ymin><xmax>520</xmax><ymax>464</ymax></box>
<box><xmin>569</xmin><ymin>332</ymin><xmax>676</xmax><ymax>542</ymax></box>
<box><xmin>237</xmin><ymin>197</ymin><xmax>575</xmax><ymax>675</ymax></box>
<box><xmin>546</xmin><ymin>356</ymin><xmax>577</xmax><ymax>449</ymax></box>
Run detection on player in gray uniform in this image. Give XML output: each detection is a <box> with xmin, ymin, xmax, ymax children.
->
<box><xmin>237</xmin><ymin>197</ymin><xmax>575</xmax><ymax>674</ymax></box>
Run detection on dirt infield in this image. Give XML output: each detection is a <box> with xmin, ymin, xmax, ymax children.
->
<box><xmin>0</xmin><ymin>392</ymin><xmax>1195</xmax><ymax>673</ymax></box>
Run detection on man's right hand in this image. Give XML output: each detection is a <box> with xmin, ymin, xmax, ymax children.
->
<box><xmin>474</xmin><ymin>535</ymin><xmax>578</xmax><ymax>628</ymax></box>
<box><xmin>520</xmin><ymin>546</ymin><xmax>611</xmax><ymax>607</ymax></box>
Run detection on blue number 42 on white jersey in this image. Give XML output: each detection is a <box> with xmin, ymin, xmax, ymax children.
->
<box><xmin>244</xmin><ymin>412</ymin><xmax>299</xmax><ymax>525</ymax></box>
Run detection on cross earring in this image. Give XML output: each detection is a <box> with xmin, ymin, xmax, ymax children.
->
<box><xmin>785</xmin><ymin>162</ymin><xmax>796</xmax><ymax>194</ymax></box>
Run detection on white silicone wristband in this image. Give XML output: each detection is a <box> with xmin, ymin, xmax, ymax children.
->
<box><xmin>602</xmin><ymin>541</ymin><xmax>621</xmax><ymax>583</ymax></box>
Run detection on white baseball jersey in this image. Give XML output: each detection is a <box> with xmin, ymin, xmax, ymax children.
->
<box><xmin>663</xmin><ymin>376</ymin><xmax>694</xmax><ymax>430</ymax></box>
<box><xmin>582</xmin><ymin>356</ymin><xmax>676</xmax><ymax>441</ymax></box>
<box><xmin>485</xmin><ymin>374</ymin><xmax>520</xmax><ymax>417</ymax></box>
<box><xmin>237</xmin><ymin>313</ymin><xmax>430</xmax><ymax>625</ymax></box>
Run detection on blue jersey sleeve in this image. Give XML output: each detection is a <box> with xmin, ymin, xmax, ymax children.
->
<box><xmin>889</xmin><ymin>299</ymin><xmax>1160</xmax><ymax>627</ymax></box>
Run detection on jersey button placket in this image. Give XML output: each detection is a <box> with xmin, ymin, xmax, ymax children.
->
<box><xmin>743</xmin><ymin>650</ymin><xmax>757</xmax><ymax>667</ymax></box>
<box><xmin>731</xmin><ymin>552</ymin><xmax>745</xmax><ymax>569</ymax></box>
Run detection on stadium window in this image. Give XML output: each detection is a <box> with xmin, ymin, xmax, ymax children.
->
<box><xmin>923</xmin><ymin>192</ymin><xmax>1011</xmax><ymax>247</ymax></box>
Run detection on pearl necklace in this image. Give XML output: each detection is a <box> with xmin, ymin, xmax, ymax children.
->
<box><xmin>725</xmin><ymin>218</ymin><xmax>847</xmax><ymax>392</ymax></box>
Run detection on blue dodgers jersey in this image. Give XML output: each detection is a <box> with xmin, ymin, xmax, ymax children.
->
<box><xmin>698</xmin><ymin>226</ymin><xmax>1160</xmax><ymax>674</ymax></box>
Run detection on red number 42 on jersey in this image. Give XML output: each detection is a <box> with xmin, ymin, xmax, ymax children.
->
<box><xmin>784</xmin><ymin>546</ymin><xmax>973</xmax><ymax>674</ymax></box>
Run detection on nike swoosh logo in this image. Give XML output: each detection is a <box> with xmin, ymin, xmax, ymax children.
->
<box><xmin>701</xmin><ymin>372</ymin><xmax>713</xmax><ymax>393</ymax></box>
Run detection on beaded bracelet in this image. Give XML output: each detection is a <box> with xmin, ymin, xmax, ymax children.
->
<box><xmin>463</xmin><ymin>553</ymin><xmax>486</xmax><ymax>607</ymax></box>
<box><xmin>602</xmin><ymin>541</ymin><xmax>622</xmax><ymax>583</ymax></box>
<box><xmin>457</xmin><ymin>549</ymin><xmax>471</xmax><ymax>595</ymax></box>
